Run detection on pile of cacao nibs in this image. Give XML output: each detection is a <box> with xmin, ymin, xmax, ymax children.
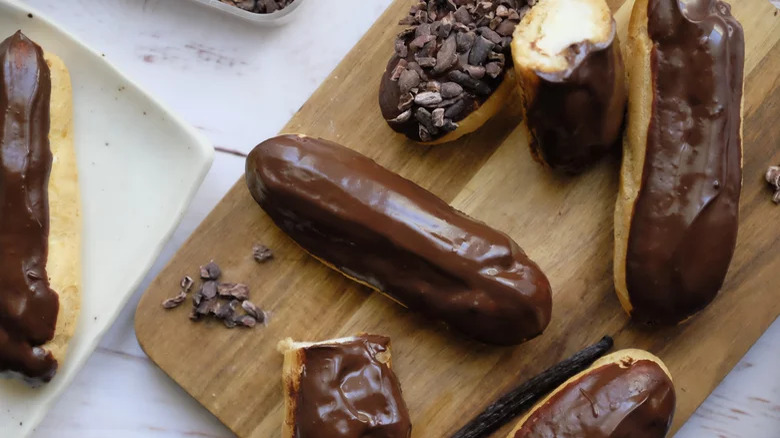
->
<box><xmin>162</xmin><ymin>260</ymin><xmax>266</xmax><ymax>329</ymax></box>
<box><xmin>387</xmin><ymin>0</ymin><xmax>529</xmax><ymax>141</ymax></box>
<box><xmin>218</xmin><ymin>0</ymin><xmax>295</xmax><ymax>14</ymax></box>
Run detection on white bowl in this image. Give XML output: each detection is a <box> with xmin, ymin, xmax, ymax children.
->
<box><xmin>188</xmin><ymin>0</ymin><xmax>305</xmax><ymax>25</ymax></box>
<box><xmin>0</xmin><ymin>1</ymin><xmax>213</xmax><ymax>436</ymax></box>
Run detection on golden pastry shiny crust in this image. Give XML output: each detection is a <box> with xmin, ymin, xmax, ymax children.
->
<box><xmin>614</xmin><ymin>0</ymin><xmax>744</xmax><ymax>325</ymax></box>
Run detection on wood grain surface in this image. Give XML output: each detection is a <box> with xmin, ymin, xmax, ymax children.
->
<box><xmin>135</xmin><ymin>0</ymin><xmax>780</xmax><ymax>437</ymax></box>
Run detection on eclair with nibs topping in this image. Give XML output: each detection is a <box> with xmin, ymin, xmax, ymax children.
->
<box><xmin>507</xmin><ymin>349</ymin><xmax>676</xmax><ymax>438</ymax></box>
<box><xmin>379</xmin><ymin>0</ymin><xmax>528</xmax><ymax>144</ymax></box>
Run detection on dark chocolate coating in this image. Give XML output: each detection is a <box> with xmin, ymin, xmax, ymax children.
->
<box><xmin>294</xmin><ymin>335</ymin><xmax>411</xmax><ymax>438</ymax></box>
<box><xmin>524</xmin><ymin>23</ymin><xmax>626</xmax><ymax>173</ymax></box>
<box><xmin>245</xmin><ymin>135</ymin><xmax>552</xmax><ymax>345</ymax></box>
<box><xmin>0</xmin><ymin>31</ymin><xmax>58</xmax><ymax>382</ymax></box>
<box><xmin>512</xmin><ymin>359</ymin><xmax>676</xmax><ymax>438</ymax></box>
<box><xmin>626</xmin><ymin>0</ymin><xmax>744</xmax><ymax>325</ymax></box>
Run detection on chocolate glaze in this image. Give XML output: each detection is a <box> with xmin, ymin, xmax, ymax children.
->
<box><xmin>626</xmin><ymin>0</ymin><xmax>744</xmax><ymax>325</ymax></box>
<box><xmin>513</xmin><ymin>359</ymin><xmax>676</xmax><ymax>438</ymax></box>
<box><xmin>0</xmin><ymin>31</ymin><xmax>58</xmax><ymax>382</ymax></box>
<box><xmin>524</xmin><ymin>23</ymin><xmax>626</xmax><ymax>173</ymax></box>
<box><xmin>294</xmin><ymin>335</ymin><xmax>411</xmax><ymax>438</ymax></box>
<box><xmin>246</xmin><ymin>135</ymin><xmax>551</xmax><ymax>345</ymax></box>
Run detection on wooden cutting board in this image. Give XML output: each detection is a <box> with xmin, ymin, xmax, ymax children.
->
<box><xmin>135</xmin><ymin>0</ymin><xmax>780</xmax><ymax>436</ymax></box>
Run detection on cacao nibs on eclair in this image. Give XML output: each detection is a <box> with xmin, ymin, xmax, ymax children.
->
<box><xmin>389</xmin><ymin>0</ymin><xmax>529</xmax><ymax>141</ymax></box>
<box><xmin>451</xmin><ymin>336</ymin><xmax>614</xmax><ymax>438</ymax></box>
<box><xmin>218</xmin><ymin>0</ymin><xmax>295</xmax><ymax>14</ymax></box>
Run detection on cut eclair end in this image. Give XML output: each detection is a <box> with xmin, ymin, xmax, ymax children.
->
<box><xmin>511</xmin><ymin>0</ymin><xmax>613</xmax><ymax>74</ymax></box>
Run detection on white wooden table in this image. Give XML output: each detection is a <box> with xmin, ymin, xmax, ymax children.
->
<box><xmin>19</xmin><ymin>0</ymin><xmax>779</xmax><ymax>436</ymax></box>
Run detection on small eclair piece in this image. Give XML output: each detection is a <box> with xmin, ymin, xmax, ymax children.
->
<box><xmin>614</xmin><ymin>0</ymin><xmax>745</xmax><ymax>325</ymax></box>
<box><xmin>379</xmin><ymin>1</ymin><xmax>528</xmax><ymax>144</ymax></box>
<box><xmin>507</xmin><ymin>349</ymin><xmax>676</xmax><ymax>438</ymax></box>
<box><xmin>278</xmin><ymin>335</ymin><xmax>411</xmax><ymax>438</ymax></box>
<box><xmin>511</xmin><ymin>0</ymin><xmax>626</xmax><ymax>172</ymax></box>
<box><xmin>246</xmin><ymin>135</ymin><xmax>551</xmax><ymax>345</ymax></box>
<box><xmin>0</xmin><ymin>31</ymin><xmax>81</xmax><ymax>383</ymax></box>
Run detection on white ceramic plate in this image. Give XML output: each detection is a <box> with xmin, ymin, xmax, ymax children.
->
<box><xmin>0</xmin><ymin>1</ymin><xmax>213</xmax><ymax>436</ymax></box>
<box><xmin>189</xmin><ymin>0</ymin><xmax>305</xmax><ymax>25</ymax></box>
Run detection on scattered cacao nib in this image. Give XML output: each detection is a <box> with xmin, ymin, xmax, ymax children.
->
<box><xmin>449</xmin><ymin>70</ymin><xmax>491</xmax><ymax>95</ymax></box>
<box><xmin>253</xmin><ymin>243</ymin><xmax>274</xmax><ymax>262</ymax></box>
<box><xmin>419</xmin><ymin>125</ymin><xmax>432</xmax><ymax>142</ymax></box>
<box><xmin>423</xmin><ymin>80</ymin><xmax>441</xmax><ymax>92</ymax></box>
<box><xmin>213</xmin><ymin>300</ymin><xmax>234</xmax><ymax>320</ymax></box>
<box><xmin>398</xmin><ymin>92</ymin><xmax>414</xmax><ymax>111</ymax></box>
<box><xmin>485</xmin><ymin>62</ymin><xmax>502</xmax><ymax>78</ymax></box>
<box><xmin>416</xmin><ymin>56</ymin><xmax>437</xmax><ymax>68</ymax></box>
<box><xmin>217</xmin><ymin>0</ymin><xmax>296</xmax><ymax>14</ymax></box>
<box><xmin>432</xmin><ymin>108</ymin><xmax>446</xmax><ymax>127</ymax></box>
<box><xmin>454</xmin><ymin>6</ymin><xmax>472</xmax><ymax>24</ymax></box>
<box><xmin>445</xmin><ymin>99</ymin><xmax>467</xmax><ymax>119</ymax></box>
<box><xmin>433</xmin><ymin>35</ymin><xmax>458</xmax><ymax>74</ymax></box>
<box><xmin>180</xmin><ymin>275</ymin><xmax>194</xmax><ymax>293</ymax></box>
<box><xmin>441</xmin><ymin>81</ymin><xmax>463</xmax><ymax>98</ymax></box>
<box><xmin>390</xmin><ymin>109</ymin><xmax>413</xmax><ymax>124</ymax></box>
<box><xmin>201</xmin><ymin>281</ymin><xmax>218</xmax><ymax>300</ymax></box>
<box><xmin>383</xmin><ymin>0</ymin><xmax>525</xmax><ymax>142</ymax></box>
<box><xmin>415</xmin><ymin>107</ymin><xmax>437</xmax><ymax>133</ymax></box>
<box><xmin>161</xmin><ymin>291</ymin><xmax>187</xmax><ymax>309</ymax></box>
<box><xmin>390</xmin><ymin>59</ymin><xmax>408</xmax><ymax>81</ymax></box>
<box><xmin>496</xmin><ymin>19</ymin><xmax>517</xmax><ymax>36</ymax></box>
<box><xmin>242</xmin><ymin>300</ymin><xmax>266</xmax><ymax>322</ymax></box>
<box><xmin>767</xmin><ymin>165</ymin><xmax>780</xmax><ymax>204</ymax></box>
<box><xmin>200</xmin><ymin>261</ymin><xmax>221</xmax><ymax>280</ymax></box>
<box><xmin>415</xmin><ymin>91</ymin><xmax>443</xmax><ymax>106</ymax></box>
<box><xmin>192</xmin><ymin>286</ymin><xmax>203</xmax><ymax>306</ymax></box>
<box><xmin>456</xmin><ymin>31</ymin><xmax>476</xmax><ymax>52</ymax></box>
<box><xmin>195</xmin><ymin>298</ymin><xmax>218</xmax><ymax>316</ymax></box>
<box><xmin>479</xmin><ymin>26</ymin><xmax>503</xmax><ymax>44</ymax></box>
<box><xmin>399</xmin><ymin>69</ymin><xmax>421</xmax><ymax>94</ymax></box>
<box><xmin>410</xmin><ymin>34</ymin><xmax>436</xmax><ymax>50</ymax></box>
<box><xmin>469</xmin><ymin>36</ymin><xmax>494</xmax><ymax>65</ymax></box>
<box><xmin>236</xmin><ymin>315</ymin><xmax>257</xmax><ymax>328</ymax></box>
<box><xmin>217</xmin><ymin>282</ymin><xmax>250</xmax><ymax>300</ymax></box>
<box><xmin>463</xmin><ymin>64</ymin><xmax>487</xmax><ymax>79</ymax></box>
<box><xmin>394</xmin><ymin>39</ymin><xmax>408</xmax><ymax>58</ymax></box>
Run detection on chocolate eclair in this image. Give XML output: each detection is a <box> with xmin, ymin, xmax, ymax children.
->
<box><xmin>246</xmin><ymin>134</ymin><xmax>551</xmax><ymax>345</ymax></box>
<box><xmin>507</xmin><ymin>349</ymin><xmax>676</xmax><ymax>438</ymax></box>
<box><xmin>614</xmin><ymin>0</ymin><xmax>744</xmax><ymax>325</ymax></box>
<box><xmin>511</xmin><ymin>0</ymin><xmax>626</xmax><ymax>172</ymax></box>
<box><xmin>0</xmin><ymin>31</ymin><xmax>81</xmax><ymax>383</ymax></box>
<box><xmin>379</xmin><ymin>0</ymin><xmax>528</xmax><ymax>144</ymax></box>
<box><xmin>278</xmin><ymin>335</ymin><xmax>411</xmax><ymax>438</ymax></box>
